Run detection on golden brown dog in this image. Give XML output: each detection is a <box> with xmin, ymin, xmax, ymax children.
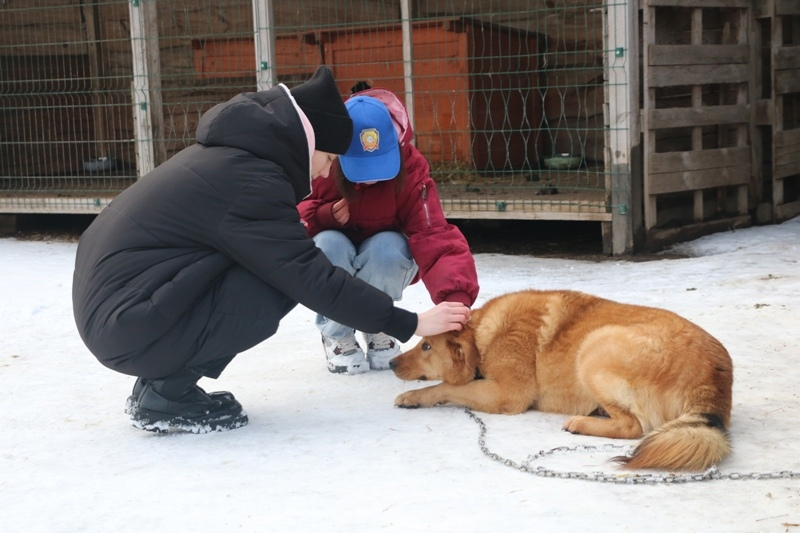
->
<box><xmin>390</xmin><ymin>289</ymin><xmax>733</xmax><ymax>471</ymax></box>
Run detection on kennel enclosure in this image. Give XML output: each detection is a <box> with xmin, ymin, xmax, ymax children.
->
<box><xmin>1</xmin><ymin>0</ymin><xmax>798</xmax><ymax>254</ymax></box>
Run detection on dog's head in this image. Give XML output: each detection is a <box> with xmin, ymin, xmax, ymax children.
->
<box><xmin>389</xmin><ymin>327</ymin><xmax>479</xmax><ymax>385</ymax></box>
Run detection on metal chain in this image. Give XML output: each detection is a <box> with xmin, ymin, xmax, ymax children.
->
<box><xmin>465</xmin><ymin>408</ymin><xmax>800</xmax><ymax>484</ymax></box>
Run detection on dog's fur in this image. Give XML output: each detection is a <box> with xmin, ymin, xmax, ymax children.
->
<box><xmin>390</xmin><ymin>290</ymin><xmax>733</xmax><ymax>471</ymax></box>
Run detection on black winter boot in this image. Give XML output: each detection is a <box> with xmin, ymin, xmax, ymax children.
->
<box><xmin>128</xmin><ymin>368</ymin><xmax>248</xmax><ymax>433</ymax></box>
<box><xmin>124</xmin><ymin>377</ymin><xmax>237</xmax><ymax>414</ymax></box>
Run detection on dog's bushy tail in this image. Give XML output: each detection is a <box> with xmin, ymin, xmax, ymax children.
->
<box><xmin>614</xmin><ymin>413</ymin><xmax>730</xmax><ymax>471</ymax></box>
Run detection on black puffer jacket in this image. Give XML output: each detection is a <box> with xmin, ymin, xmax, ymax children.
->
<box><xmin>72</xmin><ymin>85</ymin><xmax>416</xmax><ymax>363</ymax></box>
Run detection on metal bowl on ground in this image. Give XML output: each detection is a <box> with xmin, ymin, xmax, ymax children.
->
<box><xmin>543</xmin><ymin>154</ymin><xmax>581</xmax><ymax>170</ymax></box>
<box><xmin>83</xmin><ymin>157</ymin><xmax>115</xmax><ymax>172</ymax></box>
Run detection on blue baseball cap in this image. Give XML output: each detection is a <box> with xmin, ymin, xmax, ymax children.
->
<box><xmin>339</xmin><ymin>96</ymin><xmax>400</xmax><ymax>183</ymax></box>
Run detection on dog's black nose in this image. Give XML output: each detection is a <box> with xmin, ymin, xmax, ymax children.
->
<box><xmin>388</xmin><ymin>359</ymin><xmax>397</xmax><ymax>370</ymax></box>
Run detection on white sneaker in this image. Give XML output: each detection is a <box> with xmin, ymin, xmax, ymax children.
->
<box><xmin>365</xmin><ymin>332</ymin><xmax>402</xmax><ymax>370</ymax></box>
<box><xmin>322</xmin><ymin>333</ymin><xmax>369</xmax><ymax>375</ymax></box>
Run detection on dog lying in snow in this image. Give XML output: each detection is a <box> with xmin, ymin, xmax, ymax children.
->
<box><xmin>390</xmin><ymin>289</ymin><xmax>733</xmax><ymax>471</ymax></box>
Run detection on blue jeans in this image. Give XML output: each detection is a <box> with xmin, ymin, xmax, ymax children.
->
<box><xmin>313</xmin><ymin>230</ymin><xmax>418</xmax><ymax>340</ymax></box>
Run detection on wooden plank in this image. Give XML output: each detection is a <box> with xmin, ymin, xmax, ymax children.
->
<box><xmin>647</xmin><ymin>147</ymin><xmax>751</xmax><ymax>194</ymax></box>
<box><xmin>750</xmin><ymin>10</ymin><xmax>765</xmax><ymax>206</ymax></box>
<box><xmin>775</xmin><ymin>199</ymin><xmax>800</xmax><ymax>221</ymax></box>
<box><xmin>155</xmin><ymin>4</ymin><xmax>249</xmax><ymax>37</ymax></box>
<box><xmin>755</xmin><ymin>98</ymin><xmax>772</xmax><ymax>125</ymax></box>
<box><xmin>0</xmin><ymin>4</ymin><xmax>85</xmax><ymax>52</ymax></box>
<box><xmin>737</xmin><ymin>182</ymin><xmax>748</xmax><ymax>214</ymax></box>
<box><xmin>646</xmin><ymin>215</ymin><xmax>751</xmax><ymax>250</ymax></box>
<box><xmin>773</xmin><ymin>0</ymin><xmax>786</xmax><ymax>220</ymax></box>
<box><xmin>0</xmin><ymin>29</ymin><xmax>89</xmax><ymax>55</ymax></box>
<box><xmin>275</xmin><ymin>0</ymin><xmax>397</xmax><ymax>27</ymax></box>
<box><xmin>647</xmin><ymin>164</ymin><xmax>751</xmax><ymax>194</ymax></box>
<box><xmin>775</xmin><ymin>128</ymin><xmax>800</xmax><ymax>151</ymax></box>
<box><xmin>775</xmin><ymin>128</ymin><xmax>800</xmax><ymax>179</ymax></box>
<box><xmin>734</xmin><ymin>3</ymin><xmax>749</xmax><ymax>214</ymax></box>
<box><xmin>192</xmin><ymin>37</ymin><xmax>319</xmax><ymax>80</ymax></box>
<box><xmin>775</xmin><ymin>159</ymin><xmax>800</xmax><ymax>180</ymax></box>
<box><xmin>775</xmin><ymin>46</ymin><xmax>800</xmax><ymax>70</ymax></box>
<box><xmin>774</xmin><ymin>0</ymin><xmax>800</xmax><ymax>15</ymax></box>
<box><xmin>693</xmin><ymin>189</ymin><xmax>703</xmax><ymax>221</ymax></box>
<box><xmin>649</xmin><ymin>45</ymin><xmax>749</xmax><ymax>66</ymax></box>
<box><xmin>417</xmin><ymin>0</ymin><xmax>587</xmax><ymax>16</ymax></box>
<box><xmin>754</xmin><ymin>0</ymin><xmax>770</xmax><ymax>19</ymax></box>
<box><xmin>642</xmin><ymin>2</ymin><xmax>658</xmax><ymax>230</ymax></box>
<box><xmin>650</xmin><ymin>146</ymin><xmax>750</xmax><ymax>173</ymax></box>
<box><xmin>647</xmin><ymin>104</ymin><xmax>749</xmax><ymax>129</ymax></box>
<box><xmin>193</xmin><ymin>40</ymin><xmax>256</xmax><ymax>79</ymax></box>
<box><xmin>153</xmin><ymin>0</ymin><xmax>400</xmax><ymax>37</ymax></box>
<box><xmin>775</xmin><ymin>68</ymin><xmax>800</xmax><ymax>95</ymax></box>
<box><xmin>647</xmin><ymin>64</ymin><xmax>749</xmax><ymax>87</ymax></box>
<box><xmin>416</xmin><ymin>5</ymin><xmax>603</xmax><ymax>50</ymax></box>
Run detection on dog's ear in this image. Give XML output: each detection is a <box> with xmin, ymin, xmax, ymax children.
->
<box><xmin>460</xmin><ymin>328</ymin><xmax>480</xmax><ymax>371</ymax></box>
<box><xmin>447</xmin><ymin>328</ymin><xmax>479</xmax><ymax>385</ymax></box>
<box><xmin>463</xmin><ymin>339</ymin><xmax>480</xmax><ymax>371</ymax></box>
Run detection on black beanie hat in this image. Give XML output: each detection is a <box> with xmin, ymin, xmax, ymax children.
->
<box><xmin>290</xmin><ymin>66</ymin><xmax>354</xmax><ymax>155</ymax></box>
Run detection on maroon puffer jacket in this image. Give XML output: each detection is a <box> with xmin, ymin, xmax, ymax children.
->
<box><xmin>298</xmin><ymin>89</ymin><xmax>479</xmax><ymax>307</ymax></box>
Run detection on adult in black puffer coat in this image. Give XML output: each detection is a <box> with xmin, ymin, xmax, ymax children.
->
<box><xmin>72</xmin><ymin>66</ymin><xmax>470</xmax><ymax>433</ymax></box>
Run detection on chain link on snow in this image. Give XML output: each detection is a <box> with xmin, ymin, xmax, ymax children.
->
<box><xmin>465</xmin><ymin>408</ymin><xmax>800</xmax><ymax>484</ymax></box>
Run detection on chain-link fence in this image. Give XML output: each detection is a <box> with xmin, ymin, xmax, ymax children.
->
<box><xmin>1</xmin><ymin>0</ymin><xmax>627</xmax><ymax>225</ymax></box>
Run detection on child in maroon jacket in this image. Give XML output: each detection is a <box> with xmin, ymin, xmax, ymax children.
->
<box><xmin>298</xmin><ymin>89</ymin><xmax>480</xmax><ymax>374</ymax></box>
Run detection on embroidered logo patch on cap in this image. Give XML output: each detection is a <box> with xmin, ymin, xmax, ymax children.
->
<box><xmin>360</xmin><ymin>128</ymin><xmax>379</xmax><ymax>152</ymax></box>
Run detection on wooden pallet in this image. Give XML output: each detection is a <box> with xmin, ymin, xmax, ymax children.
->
<box><xmin>766</xmin><ymin>0</ymin><xmax>800</xmax><ymax>221</ymax></box>
<box><xmin>642</xmin><ymin>0</ymin><xmax>753</xmax><ymax>248</ymax></box>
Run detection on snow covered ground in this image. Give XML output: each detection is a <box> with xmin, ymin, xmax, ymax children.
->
<box><xmin>1</xmin><ymin>217</ymin><xmax>799</xmax><ymax>532</ymax></box>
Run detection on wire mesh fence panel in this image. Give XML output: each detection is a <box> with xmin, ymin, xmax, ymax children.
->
<box><xmin>268</xmin><ymin>0</ymin><xmax>618</xmax><ymax>220</ymax></box>
<box><xmin>0</xmin><ymin>0</ymin><xmax>257</xmax><ymax>213</ymax></box>
<box><xmin>1</xmin><ymin>2</ymin><xmax>126</xmax><ymax>212</ymax></box>
<box><xmin>1</xmin><ymin>0</ymin><xmax>624</xmax><ymax>222</ymax></box>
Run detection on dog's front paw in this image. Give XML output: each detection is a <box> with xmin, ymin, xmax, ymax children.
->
<box><xmin>395</xmin><ymin>390</ymin><xmax>429</xmax><ymax>409</ymax></box>
<box><xmin>562</xmin><ymin>415</ymin><xmax>587</xmax><ymax>434</ymax></box>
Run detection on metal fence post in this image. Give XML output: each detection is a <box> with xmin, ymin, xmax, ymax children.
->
<box><xmin>253</xmin><ymin>0</ymin><xmax>277</xmax><ymax>91</ymax></box>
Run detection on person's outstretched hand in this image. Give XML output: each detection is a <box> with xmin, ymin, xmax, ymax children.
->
<box><xmin>415</xmin><ymin>302</ymin><xmax>470</xmax><ymax>337</ymax></box>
